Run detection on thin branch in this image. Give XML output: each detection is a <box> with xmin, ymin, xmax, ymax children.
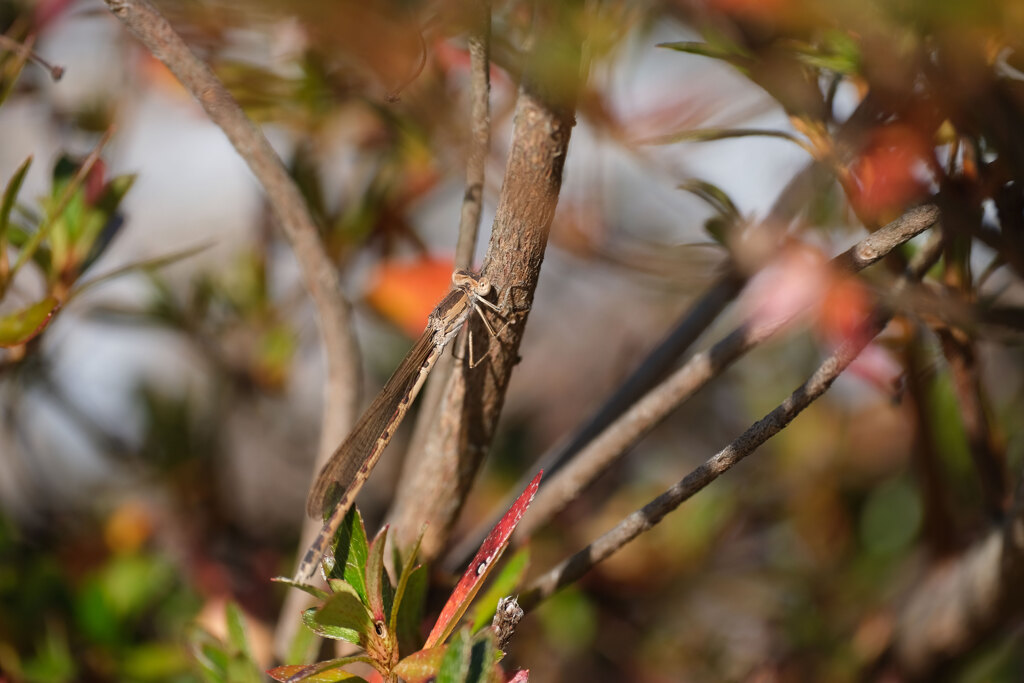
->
<box><xmin>519</xmin><ymin>228</ymin><xmax>945</xmax><ymax>610</ymax></box>
<box><xmin>101</xmin><ymin>0</ymin><xmax>361</xmax><ymax>658</ymax></box>
<box><xmin>455</xmin><ymin>1</ymin><xmax>491</xmax><ymax>269</ymax></box>
<box><xmin>405</xmin><ymin>0</ymin><xmax>492</xmax><ymax>478</ymax></box>
<box><xmin>512</xmin><ymin>204</ymin><xmax>939</xmax><ymax>543</ymax></box>
<box><xmin>388</xmin><ymin>11</ymin><xmax>582</xmax><ymax>560</ymax></box>
<box><xmin>901</xmin><ymin>330</ymin><xmax>959</xmax><ymax>556</ymax></box>
<box><xmin>0</xmin><ymin>33</ymin><xmax>64</xmax><ymax>80</ymax></box>
<box><xmin>103</xmin><ymin>0</ymin><xmax>361</xmax><ymax>453</ymax></box>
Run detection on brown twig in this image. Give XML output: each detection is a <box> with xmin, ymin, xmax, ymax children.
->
<box><xmin>455</xmin><ymin>1</ymin><xmax>492</xmax><ymax>269</ymax></box>
<box><xmin>0</xmin><ymin>33</ymin><xmax>64</xmax><ymax>80</ymax></box>
<box><xmin>102</xmin><ymin>0</ymin><xmax>360</xmax><ymax>454</ymax></box>
<box><xmin>101</xmin><ymin>0</ymin><xmax>361</xmax><ymax>656</ymax></box>
<box><xmin>388</xmin><ymin>12</ymin><xmax>582</xmax><ymax>560</ymax></box>
<box><xmin>518</xmin><ymin>228</ymin><xmax>945</xmax><ymax>611</ymax></box>
<box><xmin>901</xmin><ymin>330</ymin><xmax>959</xmax><ymax>556</ymax></box>
<box><xmin>512</xmin><ymin>204</ymin><xmax>940</xmax><ymax>544</ymax></box>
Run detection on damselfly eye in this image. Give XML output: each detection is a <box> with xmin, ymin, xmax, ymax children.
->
<box><xmin>474</xmin><ymin>276</ymin><xmax>492</xmax><ymax>296</ymax></box>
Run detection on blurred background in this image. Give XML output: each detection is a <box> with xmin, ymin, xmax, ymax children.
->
<box><xmin>1</xmin><ymin>0</ymin><xmax>1024</xmax><ymax>681</ymax></box>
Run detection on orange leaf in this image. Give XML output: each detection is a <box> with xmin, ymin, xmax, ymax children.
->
<box><xmin>816</xmin><ymin>274</ymin><xmax>874</xmax><ymax>345</ymax></box>
<box><xmin>365</xmin><ymin>258</ymin><xmax>455</xmax><ymax>337</ymax></box>
<box><xmin>847</xmin><ymin>124</ymin><xmax>933</xmax><ymax>223</ymax></box>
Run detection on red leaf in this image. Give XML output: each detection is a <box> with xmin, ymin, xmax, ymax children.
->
<box><xmin>423</xmin><ymin>471</ymin><xmax>543</xmax><ymax>649</ymax></box>
<box><xmin>847</xmin><ymin>124</ymin><xmax>934</xmax><ymax>223</ymax></box>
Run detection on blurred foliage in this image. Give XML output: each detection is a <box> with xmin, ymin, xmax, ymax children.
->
<box><xmin>0</xmin><ymin>0</ymin><xmax>1023</xmax><ymax>681</ymax></box>
<box><xmin>0</xmin><ymin>511</ymin><xmax>200</xmax><ymax>681</ymax></box>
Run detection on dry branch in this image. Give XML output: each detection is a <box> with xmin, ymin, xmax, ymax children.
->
<box><xmin>388</xmin><ymin>23</ymin><xmax>582</xmax><ymax>559</ymax></box>
<box><xmin>102</xmin><ymin>0</ymin><xmax>361</xmax><ymax>657</ymax></box>
<box><xmin>513</xmin><ymin>204</ymin><xmax>940</xmax><ymax>543</ymax></box>
<box><xmin>103</xmin><ymin>0</ymin><xmax>360</xmax><ymax>454</ymax></box>
<box><xmin>519</xmin><ymin>227</ymin><xmax>945</xmax><ymax>610</ymax></box>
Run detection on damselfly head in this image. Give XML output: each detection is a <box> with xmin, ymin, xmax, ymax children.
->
<box><xmin>452</xmin><ymin>269</ymin><xmax>492</xmax><ymax>297</ymax></box>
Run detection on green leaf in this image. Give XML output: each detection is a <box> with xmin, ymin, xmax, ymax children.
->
<box><xmin>789</xmin><ymin>31</ymin><xmax>861</xmax><ymax>75</ymax></box>
<box><xmin>0</xmin><ymin>156</ymin><xmax>31</xmax><ymax>263</ymax></box>
<box><xmin>650</xmin><ymin>127</ymin><xmax>808</xmax><ymax>150</ymax></box>
<box><xmin>324</xmin><ymin>507</ymin><xmax>369</xmax><ymax>604</ymax></box>
<box><xmin>9</xmin><ymin>146</ymin><xmax>106</xmax><ymax>283</ymax></box>
<box><xmin>267</xmin><ymin>657</ymin><xmax>373</xmax><ymax>682</ymax></box>
<box><xmin>536</xmin><ymin>587</ymin><xmax>597</xmax><ymax>654</ymax></box>
<box><xmin>272</xmin><ymin>576</ymin><xmax>331</xmax><ymax>602</ymax></box>
<box><xmin>97</xmin><ymin>553</ymin><xmax>176</xmax><ymax>619</ymax></box>
<box><xmin>365</xmin><ymin>526</ymin><xmax>389</xmax><ymax>622</ymax></box>
<box><xmin>703</xmin><ymin>216</ymin><xmax>731</xmax><ymax>246</ymax></box>
<box><xmin>76</xmin><ymin>174</ymin><xmax>135</xmax><ymax>275</ymax></box>
<box><xmin>225</xmin><ymin>602</ymin><xmax>253</xmax><ymax>662</ymax></box>
<box><xmin>0</xmin><ymin>35</ymin><xmax>33</xmax><ymax>108</ymax></box>
<box><xmin>93</xmin><ymin>173</ymin><xmax>135</xmax><ymax>215</ymax></box>
<box><xmin>302</xmin><ymin>608</ymin><xmax>360</xmax><ymax>645</ymax></box>
<box><xmin>305</xmin><ymin>583</ymin><xmax>372</xmax><ymax>644</ymax></box>
<box><xmin>0</xmin><ymin>296</ymin><xmax>59</xmax><ymax>347</ymax></box>
<box><xmin>466</xmin><ymin>630</ymin><xmax>498</xmax><ymax>683</ymax></box>
<box><xmin>469</xmin><ymin>547</ymin><xmax>530</xmax><ymax>634</ymax></box>
<box><xmin>389</xmin><ymin>527</ymin><xmax>425</xmax><ymax>636</ymax></box>
<box><xmin>657</xmin><ymin>40</ymin><xmax>746</xmax><ymax>62</ymax></box>
<box><xmin>677</xmin><ymin>180</ymin><xmax>741</xmax><ymax>221</ymax></box>
<box><xmin>22</xmin><ymin>621</ymin><xmax>76</xmax><ymax>683</ymax></box>
<box><xmin>284</xmin><ymin>616</ymin><xmax>322</xmax><ymax>668</ymax></box>
<box><xmin>859</xmin><ymin>476</ymin><xmax>922</xmax><ymax>557</ymax></box>
<box><xmin>120</xmin><ymin>642</ymin><xmax>190</xmax><ymax>680</ymax></box>
<box><xmin>188</xmin><ymin>626</ymin><xmax>229</xmax><ymax>681</ymax></box>
<box><xmin>437</xmin><ymin>628</ymin><xmax>471</xmax><ymax>683</ymax></box>
<box><xmin>396</xmin><ymin>564</ymin><xmax>428</xmax><ymax>656</ymax></box>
